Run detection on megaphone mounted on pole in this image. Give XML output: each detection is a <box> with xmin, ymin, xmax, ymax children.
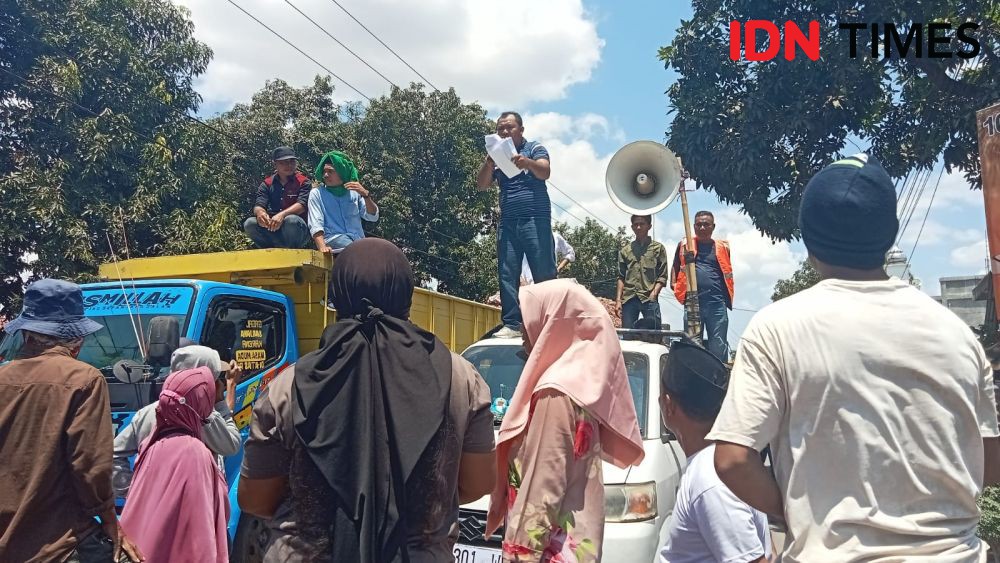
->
<box><xmin>605</xmin><ymin>140</ymin><xmax>683</xmax><ymax>215</ymax></box>
<box><xmin>605</xmin><ymin>141</ymin><xmax>702</xmax><ymax>343</ymax></box>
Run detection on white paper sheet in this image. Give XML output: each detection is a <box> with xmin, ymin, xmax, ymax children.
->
<box><xmin>485</xmin><ymin>134</ymin><xmax>522</xmax><ymax>179</ymax></box>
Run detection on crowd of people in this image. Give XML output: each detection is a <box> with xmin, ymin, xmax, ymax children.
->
<box><xmin>239</xmin><ymin>114</ymin><xmax>734</xmax><ymax>356</ymax></box>
<box><xmin>2</xmin><ymin>115</ymin><xmax>1000</xmax><ymax>563</ymax></box>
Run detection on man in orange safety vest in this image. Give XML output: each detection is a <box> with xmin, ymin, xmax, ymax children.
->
<box><xmin>671</xmin><ymin>210</ymin><xmax>734</xmax><ymax>361</ymax></box>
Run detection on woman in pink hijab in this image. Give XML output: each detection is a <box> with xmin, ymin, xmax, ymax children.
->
<box><xmin>120</xmin><ymin>366</ymin><xmax>230</xmax><ymax>563</ymax></box>
<box><xmin>486</xmin><ymin>279</ymin><xmax>645</xmax><ymax>562</ymax></box>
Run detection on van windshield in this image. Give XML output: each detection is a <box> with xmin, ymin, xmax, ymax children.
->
<box><xmin>461</xmin><ymin>344</ymin><xmax>650</xmax><ymax>438</ymax></box>
<box><xmin>0</xmin><ymin>286</ymin><xmax>195</xmax><ymax>376</ymax></box>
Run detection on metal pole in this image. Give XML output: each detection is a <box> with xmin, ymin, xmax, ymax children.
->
<box><xmin>678</xmin><ymin>177</ymin><xmax>703</xmax><ymax>342</ymax></box>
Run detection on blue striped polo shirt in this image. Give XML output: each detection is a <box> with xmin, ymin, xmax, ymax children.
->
<box><xmin>493</xmin><ymin>140</ymin><xmax>551</xmax><ymax>222</ymax></box>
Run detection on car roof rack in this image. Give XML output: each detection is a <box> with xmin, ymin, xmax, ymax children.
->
<box><xmin>616</xmin><ymin>329</ymin><xmax>689</xmax><ymax>346</ymax></box>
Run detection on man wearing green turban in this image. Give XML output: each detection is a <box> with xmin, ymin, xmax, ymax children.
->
<box><xmin>307</xmin><ymin>151</ymin><xmax>380</xmax><ymax>253</ymax></box>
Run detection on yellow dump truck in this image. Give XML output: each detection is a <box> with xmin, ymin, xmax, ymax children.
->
<box><xmin>98</xmin><ymin>248</ymin><xmax>499</xmax><ymax>355</ymax></box>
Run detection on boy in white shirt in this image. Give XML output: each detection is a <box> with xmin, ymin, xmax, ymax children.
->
<box><xmin>659</xmin><ymin>338</ymin><xmax>770</xmax><ymax>563</ymax></box>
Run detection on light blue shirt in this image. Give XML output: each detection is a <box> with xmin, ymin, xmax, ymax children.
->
<box><xmin>307</xmin><ymin>186</ymin><xmax>379</xmax><ymax>249</ymax></box>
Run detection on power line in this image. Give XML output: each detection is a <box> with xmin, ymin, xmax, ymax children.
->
<box><xmin>236</xmin><ymin>0</ymin><xmax>618</xmax><ymax>233</ymax></box>
<box><xmin>902</xmin><ymin>165</ymin><xmax>946</xmax><ymax>278</ymax></box>
<box><xmin>546</xmin><ymin>179</ymin><xmax>618</xmax><ymax>232</ymax></box>
<box><xmin>283</xmin><ymin>0</ymin><xmax>400</xmax><ymax>89</ymax></box>
<box><xmin>843</xmin><ymin>136</ymin><xmax>865</xmax><ymax>153</ymax></box>
<box><xmin>550</xmin><ymin>198</ymin><xmax>590</xmax><ymax>227</ymax></box>
<box><xmin>895</xmin><ymin>168</ymin><xmax>924</xmax><ymax>244</ymax></box>
<box><xmin>326</xmin><ymin>0</ymin><xmax>440</xmax><ymax>91</ymax></box>
<box><xmin>897</xmin><ymin>167</ymin><xmax>933</xmax><ymax>246</ymax></box>
<box><xmin>226</xmin><ymin>0</ymin><xmax>372</xmax><ymax>101</ymax></box>
<box><xmin>896</xmin><ymin>166</ymin><xmax>919</xmax><ymax>206</ymax></box>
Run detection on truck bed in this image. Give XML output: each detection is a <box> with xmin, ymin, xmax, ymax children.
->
<box><xmin>98</xmin><ymin>248</ymin><xmax>500</xmax><ymax>354</ymax></box>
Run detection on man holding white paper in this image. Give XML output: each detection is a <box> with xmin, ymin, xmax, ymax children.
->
<box><xmin>476</xmin><ymin>111</ymin><xmax>556</xmax><ymax>338</ymax></box>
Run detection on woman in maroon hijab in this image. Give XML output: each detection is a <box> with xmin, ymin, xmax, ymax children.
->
<box><xmin>120</xmin><ymin>367</ymin><xmax>230</xmax><ymax>562</ymax></box>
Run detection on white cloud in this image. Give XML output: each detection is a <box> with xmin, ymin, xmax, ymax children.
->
<box><xmin>933</xmin><ymin>170</ymin><xmax>984</xmax><ymax>209</ymax></box>
<box><xmin>897</xmin><ymin>222</ymin><xmax>980</xmax><ymax>248</ymax></box>
<box><xmin>896</xmin><ymin>168</ymin><xmax>983</xmax><ymax>222</ymax></box>
<box><xmin>951</xmin><ymin>240</ymin><xmax>988</xmax><ymax>271</ymax></box>
<box><xmin>527</xmin><ymin>112</ymin><xmax>626</xmax><ymax>144</ymax></box>
<box><xmin>711</xmin><ymin>208</ymin><xmax>803</xmax><ymax>309</ymax></box>
<box><xmin>518</xmin><ymin>112</ymin><xmax>627</xmax><ymax>231</ymax></box>
<box><xmin>176</xmin><ymin>0</ymin><xmax>603</xmax><ymax>109</ymax></box>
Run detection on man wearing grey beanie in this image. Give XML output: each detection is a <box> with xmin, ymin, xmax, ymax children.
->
<box><xmin>706</xmin><ymin>154</ymin><xmax>1000</xmax><ymax>561</ymax></box>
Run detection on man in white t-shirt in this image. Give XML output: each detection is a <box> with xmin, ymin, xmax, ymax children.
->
<box><xmin>709</xmin><ymin>154</ymin><xmax>1000</xmax><ymax>562</ymax></box>
<box><xmin>659</xmin><ymin>338</ymin><xmax>769</xmax><ymax>563</ymax></box>
<box><xmin>520</xmin><ymin>231</ymin><xmax>575</xmax><ymax>285</ymax></box>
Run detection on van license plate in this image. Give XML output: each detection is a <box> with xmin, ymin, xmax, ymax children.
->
<box><xmin>453</xmin><ymin>544</ymin><xmax>502</xmax><ymax>563</ymax></box>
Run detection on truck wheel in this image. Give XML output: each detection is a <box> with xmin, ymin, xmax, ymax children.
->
<box><xmin>232</xmin><ymin>513</ymin><xmax>268</xmax><ymax>563</ymax></box>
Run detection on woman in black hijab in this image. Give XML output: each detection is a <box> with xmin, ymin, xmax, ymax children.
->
<box><xmin>289</xmin><ymin>238</ymin><xmax>462</xmax><ymax>563</ymax></box>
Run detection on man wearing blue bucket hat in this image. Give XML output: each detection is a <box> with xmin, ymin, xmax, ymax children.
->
<box><xmin>0</xmin><ymin>279</ymin><xmax>142</xmax><ymax>562</ymax></box>
<box><xmin>708</xmin><ymin>155</ymin><xmax>1000</xmax><ymax>560</ymax></box>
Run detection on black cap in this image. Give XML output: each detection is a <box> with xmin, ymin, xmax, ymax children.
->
<box><xmin>272</xmin><ymin>146</ymin><xmax>297</xmax><ymax>161</ymax></box>
<box><xmin>798</xmin><ymin>154</ymin><xmax>898</xmax><ymax>270</ymax></box>
<box><xmin>664</xmin><ymin>338</ymin><xmax>729</xmax><ymax>392</ymax></box>
<box><xmin>660</xmin><ymin>338</ymin><xmax>730</xmax><ymax>422</ymax></box>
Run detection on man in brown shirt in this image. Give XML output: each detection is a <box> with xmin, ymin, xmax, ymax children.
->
<box><xmin>0</xmin><ymin>279</ymin><xmax>142</xmax><ymax>562</ymax></box>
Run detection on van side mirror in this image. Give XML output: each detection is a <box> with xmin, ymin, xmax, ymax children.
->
<box><xmin>146</xmin><ymin>316</ymin><xmax>180</xmax><ymax>368</ymax></box>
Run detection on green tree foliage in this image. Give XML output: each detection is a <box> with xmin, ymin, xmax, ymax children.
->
<box><xmin>344</xmin><ymin>85</ymin><xmax>497</xmax><ymax>296</ymax></box>
<box><xmin>980</xmin><ymin>483</ymin><xmax>1000</xmax><ymax>551</ymax></box>
<box><xmin>659</xmin><ymin>1</ymin><xmax>1000</xmax><ymax>240</ymax></box>
<box><xmin>0</xmin><ymin>1</ymin><xmax>633</xmax><ymax>313</ymax></box>
<box><xmin>560</xmin><ymin>219</ymin><xmax>632</xmax><ymax>299</ymax></box>
<box><xmin>0</xmin><ymin>0</ymin><xmax>211</xmax><ymax>311</ymax></box>
<box><xmin>450</xmin><ymin>232</ymin><xmax>498</xmax><ymax>302</ymax></box>
<box><xmin>0</xmin><ymin>0</ymin><xmax>502</xmax><ymax>311</ymax></box>
<box><xmin>158</xmin><ymin>76</ymin><xmax>348</xmax><ymax>255</ymax></box>
<box><xmin>771</xmin><ymin>260</ymin><xmax>821</xmax><ymax>301</ymax></box>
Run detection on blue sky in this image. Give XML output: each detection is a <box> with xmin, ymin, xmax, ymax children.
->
<box><xmin>530</xmin><ymin>0</ymin><xmax>692</xmax><ymax>155</ymax></box>
<box><xmin>177</xmin><ymin>0</ymin><xmax>990</xmax><ymax>345</ymax></box>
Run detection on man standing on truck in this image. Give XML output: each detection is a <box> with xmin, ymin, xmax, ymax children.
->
<box><xmin>710</xmin><ymin>154</ymin><xmax>1000</xmax><ymax>560</ymax></box>
<box><xmin>617</xmin><ymin>214</ymin><xmax>670</xmax><ymax>329</ymax></box>
<box><xmin>671</xmin><ymin>210</ymin><xmax>734</xmax><ymax>362</ymax></box>
<box><xmin>658</xmin><ymin>338</ymin><xmax>770</xmax><ymax>562</ymax></box>
<box><xmin>476</xmin><ymin>111</ymin><xmax>556</xmax><ymax>339</ymax></box>
<box><xmin>244</xmin><ymin>146</ymin><xmax>313</xmax><ymax>249</ymax></box>
<box><xmin>113</xmin><ymin>344</ymin><xmax>242</xmax><ymax>498</ymax></box>
<box><xmin>0</xmin><ymin>279</ymin><xmax>142</xmax><ymax>562</ymax></box>
<box><xmin>308</xmin><ymin>150</ymin><xmax>380</xmax><ymax>254</ymax></box>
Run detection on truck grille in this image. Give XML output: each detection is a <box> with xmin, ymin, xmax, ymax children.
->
<box><xmin>457</xmin><ymin>509</ymin><xmax>503</xmax><ymax>547</ymax></box>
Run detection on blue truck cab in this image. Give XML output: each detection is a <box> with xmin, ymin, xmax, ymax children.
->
<box><xmin>0</xmin><ymin>279</ymin><xmax>296</xmax><ymax>543</ymax></box>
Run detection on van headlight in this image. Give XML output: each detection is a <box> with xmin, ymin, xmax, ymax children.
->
<box><xmin>604</xmin><ymin>481</ymin><xmax>657</xmax><ymax>522</ymax></box>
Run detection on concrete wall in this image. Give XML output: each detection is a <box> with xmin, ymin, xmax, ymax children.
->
<box><xmin>938</xmin><ymin>275</ymin><xmax>987</xmax><ymax>328</ymax></box>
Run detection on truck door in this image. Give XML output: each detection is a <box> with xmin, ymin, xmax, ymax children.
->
<box><xmin>198</xmin><ymin>295</ymin><xmax>291</xmax><ymax>446</ymax></box>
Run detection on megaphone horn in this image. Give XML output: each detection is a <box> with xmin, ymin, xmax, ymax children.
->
<box><xmin>605</xmin><ymin>141</ymin><xmax>682</xmax><ymax>215</ymax></box>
